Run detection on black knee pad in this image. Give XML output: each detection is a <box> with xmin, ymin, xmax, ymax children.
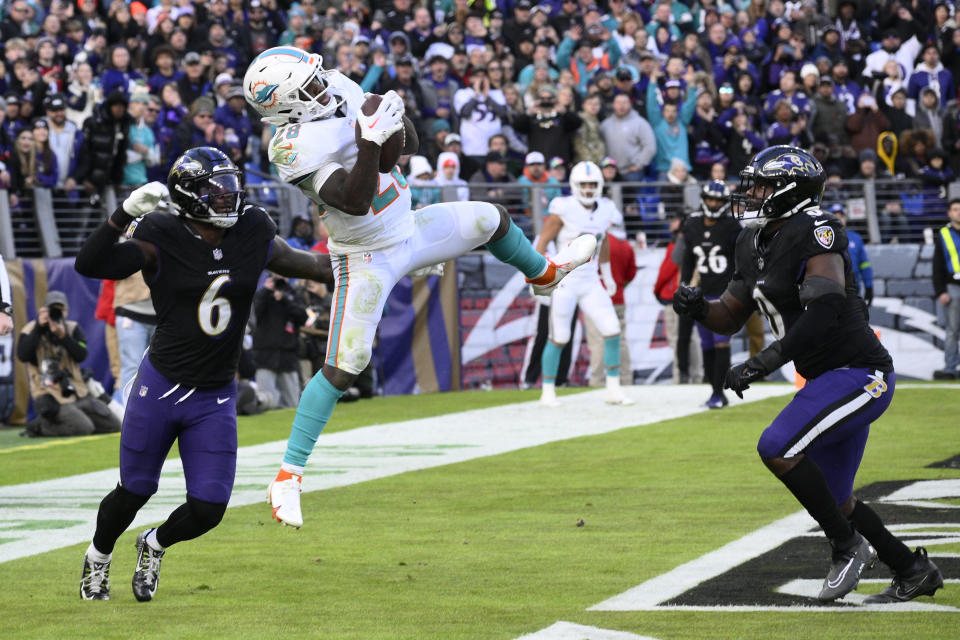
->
<box><xmin>187</xmin><ymin>495</ymin><xmax>227</xmax><ymax>531</ymax></box>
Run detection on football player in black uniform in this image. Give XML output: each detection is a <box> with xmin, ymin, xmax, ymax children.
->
<box><xmin>680</xmin><ymin>181</ymin><xmax>742</xmax><ymax>409</ymax></box>
<box><xmin>73</xmin><ymin>147</ymin><xmax>333</xmax><ymax>602</ymax></box>
<box><xmin>674</xmin><ymin>146</ymin><xmax>944</xmax><ymax>604</ymax></box>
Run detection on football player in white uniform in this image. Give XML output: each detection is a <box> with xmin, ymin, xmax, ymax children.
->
<box><xmin>535</xmin><ymin>161</ymin><xmax>634</xmax><ymax>407</ymax></box>
<box><xmin>244</xmin><ymin>47</ymin><xmax>597</xmax><ymax>528</ymax></box>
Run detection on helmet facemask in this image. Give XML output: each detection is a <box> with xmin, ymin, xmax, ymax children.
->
<box><xmin>172</xmin><ymin>170</ymin><xmax>245</xmax><ymax>228</ymax></box>
<box><xmin>700</xmin><ymin>181</ymin><xmax>731</xmax><ymax>219</ymax></box>
<box><xmin>732</xmin><ymin>171</ymin><xmax>798</xmax><ymax>229</ymax></box>
<box><xmin>569</xmin><ymin>161</ymin><xmax>604</xmax><ymax>208</ymax></box>
<box><xmin>289</xmin><ymin>63</ymin><xmax>342</xmax><ymax>122</ymax></box>
<box><xmin>573</xmin><ymin>180</ymin><xmax>601</xmax><ymax>208</ymax></box>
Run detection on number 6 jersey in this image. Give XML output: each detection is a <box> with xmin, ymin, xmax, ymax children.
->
<box><xmin>725</xmin><ymin>210</ymin><xmax>891</xmax><ymax>379</ymax></box>
<box><xmin>128</xmin><ymin>205</ymin><xmax>277</xmax><ymax>388</ymax></box>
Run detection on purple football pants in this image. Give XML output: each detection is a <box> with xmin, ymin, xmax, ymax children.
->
<box><xmin>757</xmin><ymin>367</ymin><xmax>895</xmax><ymax>505</ymax></box>
<box><xmin>120</xmin><ymin>356</ymin><xmax>238</xmax><ymax>504</ymax></box>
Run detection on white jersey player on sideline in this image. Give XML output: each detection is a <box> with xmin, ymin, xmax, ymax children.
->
<box><xmin>535</xmin><ymin>161</ymin><xmax>634</xmax><ymax>407</ymax></box>
<box><xmin>243</xmin><ymin>47</ymin><xmax>597</xmax><ymax>528</ymax></box>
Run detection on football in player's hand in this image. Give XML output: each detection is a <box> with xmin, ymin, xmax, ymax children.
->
<box><xmin>355</xmin><ymin>94</ymin><xmax>405</xmax><ymax>173</ymax></box>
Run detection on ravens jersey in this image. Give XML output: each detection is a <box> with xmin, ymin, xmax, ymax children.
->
<box><xmin>128</xmin><ymin>205</ymin><xmax>277</xmax><ymax>388</ymax></box>
<box><xmin>726</xmin><ymin>211</ymin><xmax>892</xmax><ymax>379</ymax></box>
<box><xmin>680</xmin><ymin>215</ymin><xmax>742</xmax><ymax>297</ymax></box>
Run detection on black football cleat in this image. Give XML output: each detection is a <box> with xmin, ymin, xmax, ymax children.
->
<box><xmin>132</xmin><ymin>529</ymin><xmax>165</xmax><ymax>602</ymax></box>
<box><xmin>80</xmin><ymin>553</ymin><xmax>111</xmax><ymax>600</ymax></box>
<box><xmin>864</xmin><ymin>547</ymin><xmax>944</xmax><ymax>604</ymax></box>
<box><xmin>818</xmin><ymin>532</ymin><xmax>877</xmax><ymax>602</ymax></box>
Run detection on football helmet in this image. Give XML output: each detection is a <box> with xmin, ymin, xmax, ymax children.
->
<box><xmin>569</xmin><ymin>161</ymin><xmax>604</xmax><ymax>208</ymax></box>
<box><xmin>243</xmin><ymin>46</ymin><xmax>342</xmax><ymax>125</ymax></box>
<box><xmin>700</xmin><ymin>180</ymin><xmax>731</xmax><ymax>219</ymax></box>
<box><xmin>167</xmin><ymin>147</ymin><xmax>245</xmax><ymax>228</ymax></box>
<box><xmin>731</xmin><ymin>145</ymin><xmax>824</xmax><ymax>229</ymax></box>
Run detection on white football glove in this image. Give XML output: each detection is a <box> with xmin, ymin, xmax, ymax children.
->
<box><xmin>407</xmin><ymin>263</ymin><xmax>444</xmax><ymax>278</ymax></box>
<box><xmin>358</xmin><ymin>91</ymin><xmax>405</xmax><ymax>146</ymax></box>
<box><xmin>122</xmin><ymin>181</ymin><xmax>170</xmax><ymax>217</ymax></box>
<box><xmin>600</xmin><ymin>261</ymin><xmax>617</xmax><ymax>295</ymax></box>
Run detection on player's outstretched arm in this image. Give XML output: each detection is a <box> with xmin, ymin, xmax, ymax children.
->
<box><xmin>674</xmin><ymin>286</ymin><xmax>752</xmax><ymax>335</ymax></box>
<box><xmin>74</xmin><ymin>183</ymin><xmax>162</xmax><ymax>280</ymax></box>
<box><xmin>266</xmin><ymin>237</ymin><xmax>334</xmax><ymax>287</ymax></box>
<box><xmin>319</xmin><ymin>92</ymin><xmax>405</xmax><ymax>215</ymax></box>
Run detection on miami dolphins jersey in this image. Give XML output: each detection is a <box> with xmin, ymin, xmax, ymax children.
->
<box><xmin>549</xmin><ymin>195</ymin><xmax>619</xmax><ymax>282</ymax></box>
<box><xmin>268</xmin><ymin>75</ymin><xmax>414</xmax><ymax>254</ymax></box>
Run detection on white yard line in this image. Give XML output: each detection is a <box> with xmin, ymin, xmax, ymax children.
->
<box><xmin>0</xmin><ymin>385</ymin><xmax>792</xmax><ymax>563</ymax></box>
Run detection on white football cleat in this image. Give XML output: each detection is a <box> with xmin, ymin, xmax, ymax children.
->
<box><xmin>268</xmin><ymin>470</ymin><xmax>303</xmax><ymax>528</ymax></box>
<box><xmin>604</xmin><ymin>377</ymin><xmax>635</xmax><ymax>406</ymax></box>
<box><xmin>527</xmin><ymin>234</ymin><xmax>598</xmax><ymax>296</ymax></box>
<box><xmin>539</xmin><ymin>382</ymin><xmax>561</xmax><ymax>407</ymax></box>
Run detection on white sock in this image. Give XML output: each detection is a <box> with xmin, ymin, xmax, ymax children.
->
<box><xmin>86</xmin><ymin>542</ymin><xmax>111</xmax><ymax>563</ymax></box>
<box><xmin>145</xmin><ymin>528</ymin><xmax>164</xmax><ymax>552</ymax></box>
<box><xmin>281</xmin><ymin>462</ymin><xmax>305</xmax><ymax>476</ymax></box>
<box><xmin>606</xmin><ymin>376</ymin><xmax>621</xmax><ymax>391</ymax></box>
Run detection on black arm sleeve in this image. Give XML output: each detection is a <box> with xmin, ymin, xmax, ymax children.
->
<box><xmin>777</xmin><ymin>293</ymin><xmax>846</xmax><ymax>363</ymax></box>
<box><xmin>74</xmin><ymin>209</ymin><xmax>147</xmax><ymax>280</ymax></box>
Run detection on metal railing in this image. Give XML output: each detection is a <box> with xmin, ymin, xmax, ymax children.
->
<box><xmin>4</xmin><ymin>177</ymin><xmax>959</xmax><ymax>258</ymax></box>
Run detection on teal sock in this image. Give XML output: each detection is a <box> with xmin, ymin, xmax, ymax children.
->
<box><xmin>604</xmin><ymin>336</ymin><xmax>620</xmax><ymax>378</ymax></box>
<box><xmin>542</xmin><ymin>341</ymin><xmax>562</xmax><ymax>383</ymax></box>
<box><xmin>486</xmin><ymin>221</ymin><xmax>547</xmax><ymax>278</ymax></box>
<box><xmin>283</xmin><ymin>372</ymin><xmax>344</xmax><ymax>467</ymax></box>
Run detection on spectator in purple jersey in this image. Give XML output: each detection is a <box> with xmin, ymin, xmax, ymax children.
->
<box><xmin>762</xmin><ymin>70</ymin><xmax>810</xmax><ymax>124</ymax></box>
<box><xmin>147</xmin><ymin>46</ymin><xmax>184</xmax><ymax>95</ymax></box>
<box><xmin>908</xmin><ymin>43</ymin><xmax>955</xmax><ymax>111</ymax></box>
<box><xmin>100</xmin><ymin>45</ymin><xmax>146</xmax><ymax>98</ymax></box>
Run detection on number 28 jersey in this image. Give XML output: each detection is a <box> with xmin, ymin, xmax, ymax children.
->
<box><xmin>726</xmin><ymin>210</ymin><xmax>891</xmax><ymax>379</ymax></box>
<box><xmin>129</xmin><ymin>206</ymin><xmax>277</xmax><ymax>388</ymax></box>
<box><xmin>268</xmin><ymin>74</ymin><xmax>413</xmax><ymax>254</ymax></box>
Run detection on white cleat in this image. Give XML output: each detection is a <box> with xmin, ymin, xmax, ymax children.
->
<box><xmin>539</xmin><ymin>383</ymin><xmax>561</xmax><ymax>407</ymax></box>
<box><xmin>604</xmin><ymin>378</ymin><xmax>635</xmax><ymax>406</ymax></box>
<box><xmin>528</xmin><ymin>235</ymin><xmax>598</xmax><ymax>296</ymax></box>
<box><xmin>267</xmin><ymin>471</ymin><xmax>303</xmax><ymax>528</ymax></box>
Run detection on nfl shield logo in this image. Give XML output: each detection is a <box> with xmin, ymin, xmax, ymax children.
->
<box><xmin>139</xmin><ymin>385</ymin><xmax>148</xmax><ymax>397</ymax></box>
<box><xmin>363</xmin><ymin>252</ymin><xmax>373</xmax><ymax>264</ymax></box>
<box><xmin>213</xmin><ymin>248</ymin><xmax>223</xmax><ymax>261</ymax></box>
<box><xmin>814</xmin><ymin>225</ymin><xmax>835</xmax><ymax>249</ymax></box>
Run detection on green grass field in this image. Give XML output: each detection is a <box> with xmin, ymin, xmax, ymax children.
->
<box><xmin>0</xmin><ymin>386</ymin><xmax>958</xmax><ymax>640</ymax></box>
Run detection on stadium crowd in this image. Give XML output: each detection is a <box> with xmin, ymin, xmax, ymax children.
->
<box><xmin>0</xmin><ymin>0</ymin><xmax>959</xmax><ymax>242</ymax></box>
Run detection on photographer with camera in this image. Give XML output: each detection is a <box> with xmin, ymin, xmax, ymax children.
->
<box><xmin>16</xmin><ymin>291</ymin><xmax>121</xmax><ymax>437</ymax></box>
<box><xmin>252</xmin><ymin>275</ymin><xmax>308</xmax><ymax>410</ymax></box>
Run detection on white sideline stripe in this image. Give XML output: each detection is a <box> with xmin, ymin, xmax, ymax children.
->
<box><xmin>0</xmin><ymin>385</ymin><xmax>794</xmax><ymax>564</ymax></box>
<box><xmin>515</xmin><ymin>622</ymin><xmax>662</xmax><ymax>640</ymax></box>
<box><xmin>588</xmin><ymin>510</ymin><xmax>817</xmax><ymax>611</ymax></box>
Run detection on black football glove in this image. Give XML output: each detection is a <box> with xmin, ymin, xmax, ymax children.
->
<box><xmin>673</xmin><ymin>285</ymin><xmax>707</xmax><ymax>320</ymax></box>
<box><xmin>863</xmin><ymin>286</ymin><xmax>873</xmax><ymax>307</ymax></box>
<box><xmin>724</xmin><ymin>342</ymin><xmax>785</xmax><ymax>399</ymax></box>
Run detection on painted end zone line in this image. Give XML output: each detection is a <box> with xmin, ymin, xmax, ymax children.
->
<box><xmin>0</xmin><ymin>385</ymin><xmax>794</xmax><ymax>564</ymax></box>
<box><xmin>588</xmin><ymin>510</ymin><xmax>816</xmax><ymax>611</ymax></box>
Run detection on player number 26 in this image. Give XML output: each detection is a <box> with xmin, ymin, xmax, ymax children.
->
<box><xmin>198</xmin><ymin>275</ymin><xmax>233</xmax><ymax>337</ymax></box>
